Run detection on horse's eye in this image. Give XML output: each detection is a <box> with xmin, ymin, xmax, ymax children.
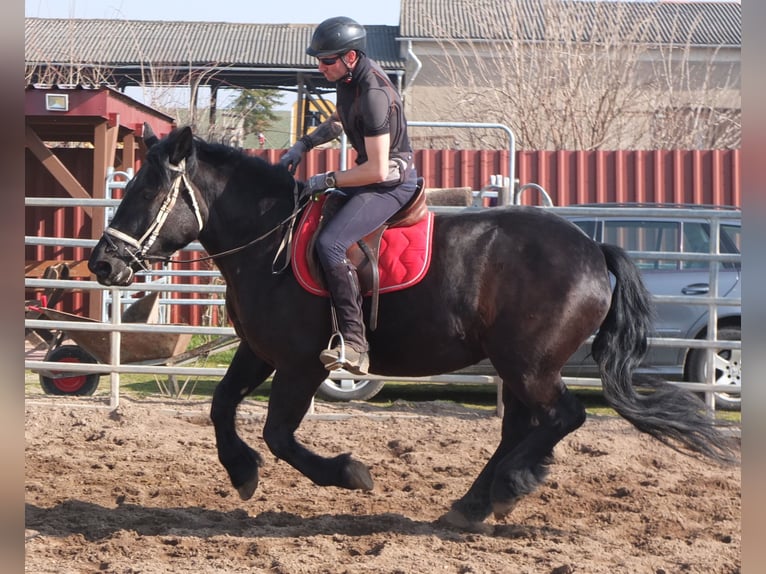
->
<box><xmin>129</xmin><ymin>176</ymin><xmax>160</xmax><ymax>200</ymax></box>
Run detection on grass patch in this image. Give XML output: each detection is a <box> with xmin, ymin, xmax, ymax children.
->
<box><xmin>369</xmin><ymin>381</ymin><xmax>496</xmax><ymax>408</ymax></box>
<box><xmin>26</xmin><ymin>344</ymin><xmax>740</xmax><ymax>424</ymax></box>
<box><xmin>368</xmin><ymin>382</ymin><xmax>619</xmax><ymax>415</ymax></box>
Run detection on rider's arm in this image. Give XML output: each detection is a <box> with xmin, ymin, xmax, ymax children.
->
<box><xmin>300</xmin><ymin>112</ymin><xmax>343</xmax><ymax>149</ymax></box>
<box><xmin>332</xmin><ymin>85</ymin><xmax>394</xmax><ymax>187</ymax></box>
<box><xmin>334</xmin><ymin>133</ymin><xmax>390</xmax><ymax>187</ymax></box>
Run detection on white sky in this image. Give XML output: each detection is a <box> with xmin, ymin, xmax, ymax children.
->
<box><xmin>23</xmin><ymin>0</ymin><xmax>740</xmax><ymax>24</ymax></box>
<box><xmin>24</xmin><ymin>0</ymin><xmax>402</xmax><ymax>25</ymax></box>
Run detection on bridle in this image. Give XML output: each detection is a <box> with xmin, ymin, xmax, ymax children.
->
<box><xmin>103</xmin><ymin>159</ymin><xmax>206</xmax><ymax>271</ymax></box>
<box><xmin>102</xmin><ymin>157</ymin><xmax>305</xmax><ymax>273</ymax></box>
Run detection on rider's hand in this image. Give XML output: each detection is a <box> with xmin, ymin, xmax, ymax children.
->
<box><xmin>279</xmin><ymin>140</ymin><xmax>308</xmax><ymax>174</ymax></box>
<box><xmin>301</xmin><ymin>171</ymin><xmax>336</xmax><ymax>201</ymax></box>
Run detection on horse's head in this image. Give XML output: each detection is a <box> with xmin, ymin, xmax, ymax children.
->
<box><xmin>88</xmin><ymin>124</ymin><xmax>209</xmax><ymax>286</ymax></box>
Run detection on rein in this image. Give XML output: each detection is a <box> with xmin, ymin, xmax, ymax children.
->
<box><xmin>103</xmin><ymin>158</ymin><xmax>304</xmax><ymax>274</ymax></box>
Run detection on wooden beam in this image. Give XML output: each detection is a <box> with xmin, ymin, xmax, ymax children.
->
<box><xmin>91</xmin><ymin>119</ymin><xmax>118</xmax><ymax>321</ymax></box>
<box><xmin>209</xmin><ymin>83</ymin><xmax>218</xmax><ymax>128</ymax></box>
<box><xmin>190</xmin><ymin>81</ymin><xmax>199</xmax><ymax>126</ymax></box>
<box><xmin>92</xmin><ymin>118</ymin><xmax>119</xmax><ymax>202</ymax></box>
<box><xmin>25</xmin><ymin>259</ymin><xmax>92</xmax><ymax>279</ymax></box>
<box><xmin>24</xmin><ymin>124</ymin><xmax>93</xmax><ymax>218</ymax></box>
<box><xmin>120</xmin><ymin>131</ymin><xmax>136</xmax><ymax>173</ymax></box>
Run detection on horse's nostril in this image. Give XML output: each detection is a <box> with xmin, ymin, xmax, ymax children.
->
<box><xmin>89</xmin><ymin>260</ymin><xmax>111</xmax><ymax>277</ymax></box>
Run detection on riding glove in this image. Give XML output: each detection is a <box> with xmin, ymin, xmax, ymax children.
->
<box><xmin>302</xmin><ymin>171</ymin><xmax>337</xmax><ymax>201</ymax></box>
<box><xmin>279</xmin><ymin>139</ymin><xmax>308</xmax><ymax>173</ymax></box>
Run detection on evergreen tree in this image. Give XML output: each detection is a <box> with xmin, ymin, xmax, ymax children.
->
<box><xmin>230</xmin><ymin>89</ymin><xmax>283</xmax><ymax>139</ymax></box>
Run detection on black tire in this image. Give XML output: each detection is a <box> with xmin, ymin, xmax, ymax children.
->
<box><xmin>316</xmin><ymin>377</ymin><xmax>386</xmax><ymax>402</ymax></box>
<box><xmin>39</xmin><ymin>345</ymin><xmax>101</xmax><ymax>396</ymax></box>
<box><xmin>687</xmin><ymin>326</ymin><xmax>741</xmax><ymax>411</ymax></box>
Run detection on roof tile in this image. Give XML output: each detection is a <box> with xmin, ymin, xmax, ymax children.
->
<box><xmin>399</xmin><ymin>0</ymin><xmax>741</xmax><ymax>46</ymax></box>
<box><xmin>25</xmin><ymin>18</ymin><xmax>405</xmax><ymax>69</ymax></box>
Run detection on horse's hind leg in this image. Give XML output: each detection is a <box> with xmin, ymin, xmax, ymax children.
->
<box><xmin>442</xmin><ymin>390</ymin><xmax>537</xmax><ymax>529</ymax></box>
<box><xmin>444</xmin><ymin>381</ymin><xmax>585</xmax><ymax>528</ymax></box>
<box><xmin>263</xmin><ymin>367</ymin><xmax>374</xmax><ymax>491</ymax></box>
<box><xmin>210</xmin><ymin>342</ymin><xmax>275</xmax><ymax>500</ymax></box>
<box><xmin>489</xmin><ymin>386</ymin><xmax>585</xmax><ymax>519</ymax></box>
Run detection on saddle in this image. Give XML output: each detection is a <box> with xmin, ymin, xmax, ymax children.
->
<box><xmin>291</xmin><ymin>178</ymin><xmax>434</xmax><ymax>330</ymax></box>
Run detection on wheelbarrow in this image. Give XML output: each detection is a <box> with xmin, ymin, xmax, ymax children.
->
<box><xmin>28</xmin><ymin>292</ymin><xmax>204</xmax><ymax>396</ymax></box>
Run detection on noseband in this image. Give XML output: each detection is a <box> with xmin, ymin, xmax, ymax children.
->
<box><xmin>103</xmin><ymin>159</ymin><xmax>206</xmax><ymax>270</ymax></box>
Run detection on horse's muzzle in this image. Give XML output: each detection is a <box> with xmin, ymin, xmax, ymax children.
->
<box><xmin>88</xmin><ymin>243</ymin><xmax>137</xmax><ymax>286</ymax></box>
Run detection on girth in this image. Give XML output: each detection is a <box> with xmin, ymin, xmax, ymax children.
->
<box><xmin>306</xmin><ymin>177</ymin><xmax>427</xmax><ymax>330</ymax></box>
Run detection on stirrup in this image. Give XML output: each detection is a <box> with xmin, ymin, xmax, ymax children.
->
<box><xmin>319</xmin><ymin>331</ymin><xmax>346</xmax><ymax>371</ymax></box>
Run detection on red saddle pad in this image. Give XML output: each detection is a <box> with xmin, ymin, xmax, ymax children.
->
<box><xmin>291</xmin><ymin>197</ymin><xmax>435</xmax><ymax>297</ymax></box>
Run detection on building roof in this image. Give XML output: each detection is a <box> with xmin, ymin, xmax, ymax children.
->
<box><xmin>25</xmin><ymin>18</ymin><xmax>405</xmax><ymax>90</ymax></box>
<box><xmin>399</xmin><ymin>0</ymin><xmax>741</xmax><ymax>47</ymax></box>
<box><xmin>25</xmin><ymin>1</ymin><xmax>740</xmax><ymax>91</ymax></box>
<box><xmin>25</xmin><ymin>84</ymin><xmax>176</xmax><ymax>142</ymax></box>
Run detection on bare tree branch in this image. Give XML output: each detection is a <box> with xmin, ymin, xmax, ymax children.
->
<box><xmin>409</xmin><ymin>0</ymin><xmax>739</xmax><ymax>150</ymax></box>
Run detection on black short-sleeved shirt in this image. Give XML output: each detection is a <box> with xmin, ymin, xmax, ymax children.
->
<box><xmin>336</xmin><ymin>55</ymin><xmax>412</xmax><ymax>166</ymax></box>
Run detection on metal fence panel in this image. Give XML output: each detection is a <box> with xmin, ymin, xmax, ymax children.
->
<box><xmin>25</xmin><ymin>199</ymin><xmax>740</xmax><ymax>413</ymax></box>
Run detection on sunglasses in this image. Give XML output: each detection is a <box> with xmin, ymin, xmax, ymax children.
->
<box><xmin>318</xmin><ymin>56</ymin><xmax>341</xmax><ymax>66</ymax></box>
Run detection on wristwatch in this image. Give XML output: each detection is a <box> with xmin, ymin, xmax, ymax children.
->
<box><xmin>324</xmin><ymin>171</ymin><xmax>336</xmax><ymax>189</ymax></box>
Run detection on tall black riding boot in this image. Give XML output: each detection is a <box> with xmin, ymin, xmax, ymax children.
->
<box><xmin>319</xmin><ymin>258</ymin><xmax>370</xmax><ymax>375</ymax></box>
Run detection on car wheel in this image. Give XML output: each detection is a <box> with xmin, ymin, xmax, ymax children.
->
<box><xmin>39</xmin><ymin>345</ymin><xmax>101</xmax><ymax>396</ymax></box>
<box><xmin>687</xmin><ymin>326</ymin><xmax>741</xmax><ymax>411</ymax></box>
<box><xmin>316</xmin><ymin>377</ymin><xmax>386</xmax><ymax>402</ymax></box>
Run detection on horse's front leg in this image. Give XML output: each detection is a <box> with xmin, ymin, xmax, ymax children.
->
<box><xmin>210</xmin><ymin>342</ymin><xmax>275</xmax><ymax>500</ymax></box>
<box><xmin>263</xmin><ymin>366</ymin><xmax>374</xmax><ymax>491</ymax></box>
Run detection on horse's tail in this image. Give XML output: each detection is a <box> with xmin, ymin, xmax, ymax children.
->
<box><xmin>592</xmin><ymin>243</ymin><xmax>737</xmax><ymax>464</ymax></box>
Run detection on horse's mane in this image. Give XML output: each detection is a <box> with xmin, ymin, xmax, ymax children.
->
<box><xmin>193</xmin><ymin>136</ymin><xmax>250</xmax><ymax>164</ymax></box>
<box><xmin>189</xmin><ymin>133</ymin><xmax>296</xmax><ymax>194</ymax></box>
<box><xmin>146</xmin><ymin>126</ymin><xmax>297</xmax><ymax>205</ymax></box>
<box><xmin>181</xmin><ymin>135</ymin><xmax>296</xmax><ymax>212</ymax></box>
<box><xmin>192</xmin><ymin>136</ymin><xmax>274</xmax><ymax>173</ymax></box>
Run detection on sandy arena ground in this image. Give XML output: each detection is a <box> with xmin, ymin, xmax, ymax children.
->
<box><xmin>25</xmin><ymin>397</ymin><xmax>740</xmax><ymax>573</ymax></box>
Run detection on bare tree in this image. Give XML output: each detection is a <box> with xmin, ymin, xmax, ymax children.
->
<box><xmin>408</xmin><ymin>0</ymin><xmax>740</xmax><ymax>150</ymax></box>
<box><xmin>648</xmin><ymin>16</ymin><xmax>741</xmax><ymax>149</ymax></box>
<box><xmin>128</xmin><ymin>64</ymin><xmax>224</xmax><ymax>133</ymax></box>
<box><xmin>25</xmin><ymin>18</ymin><xmax>114</xmax><ymax>86</ymax></box>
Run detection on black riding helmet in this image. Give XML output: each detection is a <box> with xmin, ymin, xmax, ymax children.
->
<box><xmin>306</xmin><ymin>16</ymin><xmax>367</xmax><ymax>58</ymax></box>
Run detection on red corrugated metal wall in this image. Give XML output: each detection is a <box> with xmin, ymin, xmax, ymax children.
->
<box><xmin>515</xmin><ymin>149</ymin><xmax>741</xmax><ymax>206</ymax></box>
<box><xmin>25</xmin><ymin>148</ymin><xmax>94</xmax><ymax>315</ymax></box>
<box><xmin>26</xmin><ymin>148</ymin><xmax>741</xmax><ymax>324</ymax></box>
<box><xmin>251</xmin><ymin>148</ymin><xmax>741</xmax><ymax>206</ymax></box>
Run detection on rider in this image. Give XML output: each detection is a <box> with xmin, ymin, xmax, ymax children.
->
<box><xmin>280</xmin><ymin>16</ymin><xmax>418</xmax><ymax>376</ymax></box>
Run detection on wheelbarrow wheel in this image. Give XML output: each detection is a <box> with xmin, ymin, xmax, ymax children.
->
<box><xmin>39</xmin><ymin>345</ymin><xmax>101</xmax><ymax>396</ymax></box>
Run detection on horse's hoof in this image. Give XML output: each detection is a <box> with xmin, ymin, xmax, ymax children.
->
<box><xmin>236</xmin><ymin>476</ymin><xmax>259</xmax><ymax>501</ymax></box>
<box><xmin>491</xmin><ymin>499</ymin><xmax>518</xmax><ymax>521</ymax></box>
<box><xmin>438</xmin><ymin>509</ymin><xmax>494</xmax><ymax>535</ymax></box>
<box><xmin>343</xmin><ymin>459</ymin><xmax>374</xmax><ymax>491</ymax></box>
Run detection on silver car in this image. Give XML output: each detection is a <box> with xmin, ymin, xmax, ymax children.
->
<box><xmin>318</xmin><ymin>204</ymin><xmax>742</xmax><ymax>410</ymax></box>
<box><xmin>562</xmin><ymin>204</ymin><xmax>741</xmax><ymax>410</ymax></box>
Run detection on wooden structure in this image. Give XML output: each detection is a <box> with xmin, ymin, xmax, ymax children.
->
<box><xmin>25</xmin><ymin>85</ymin><xmax>175</xmax><ymax>317</ymax></box>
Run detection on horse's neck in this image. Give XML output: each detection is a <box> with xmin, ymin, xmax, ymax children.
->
<box><xmin>195</xmin><ymin>168</ymin><xmax>295</xmax><ymax>273</ymax></box>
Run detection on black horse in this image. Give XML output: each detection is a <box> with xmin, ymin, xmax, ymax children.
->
<box><xmin>88</xmin><ymin>125</ymin><xmax>734</xmax><ymax>529</ymax></box>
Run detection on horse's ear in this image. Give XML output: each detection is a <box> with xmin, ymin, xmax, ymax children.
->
<box><xmin>143</xmin><ymin>122</ymin><xmax>159</xmax><ymax>148</ymax></box>
<box><xmin>169</xmin><ymin>126</ymin><xmax>194</xmax><ymax>166</ymax></box>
